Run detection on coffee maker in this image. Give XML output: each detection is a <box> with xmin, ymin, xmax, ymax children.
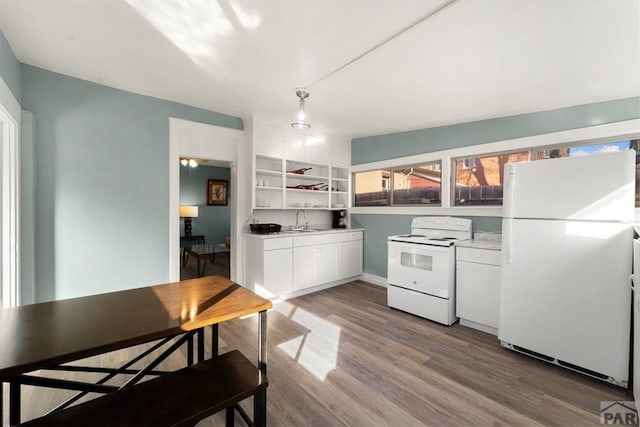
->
<box><xmin>332</xmin><ymin>209</ymin><xmax>347</xmax><ymax>228</ymax></box>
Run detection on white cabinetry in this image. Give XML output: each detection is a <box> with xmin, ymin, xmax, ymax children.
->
<box><xmin>456</xmin><ymin>246</ymin><xmax>501</xmax><ymax>335</ymax></box>
<box><xmin>244</xmin><ymin>236</ymin><xmax>293</xmax><ymax>296</ymax></box>
<box><xmin>252</xmin><ymin>120</ymin><xmax>351</xmax><ymax>210</ymax></box>
<box><xmin>254</xmin><ymin>155</ymin><xmax>284</xmax><ymax>209</ymax></box>
<box><xmin>253</xmin><ymin>155</ymin><xmax>351</xmax><ymax>210</ymax></box>
<box><xmin>338</xmin><ymin>237</ymin><xmax>363</xmax><ymax>279</ymax></box>
<box><xmin>246</xmin><ymin>231</ymin><xmax>363</xmax><ymax>298</ymax></box>
<box><xmin>293</xmin><ymin>242</ymin><xmax>338</xmax><ymax>291</ymax></box>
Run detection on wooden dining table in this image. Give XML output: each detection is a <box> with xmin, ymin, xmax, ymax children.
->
<box><xmin>0</xmin><ymin>276</ymin><xmax>272</xmax><ymax>426</ymax></box>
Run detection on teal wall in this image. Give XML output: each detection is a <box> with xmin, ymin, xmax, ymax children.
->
<box><xmin>180</xmin><ymin>165</ymin><xmax>231</xmax><ymax>245</ymax></box>
<box><xmin>0</xmin><ymin>31</ymin><xmax>21</xmax><ymax>102</ymax></box>
<box><xmin>352</xmin><ymin>97</ymin><xmax>640</xmax><ymax>165</ymax></box>
<box><xmin>352</xmin><ymin>97</ymin><xmax>640</xmax><ymax>279</ymax></box>
<box><xmin>20</xmin><ymin>64</ymin><xmax>243</xmax><ymax>301</ymax></box>
<box><xmin>351</xmin><ymin>214</ymin><xmax>501</xmax><ymax>278</ymax></box>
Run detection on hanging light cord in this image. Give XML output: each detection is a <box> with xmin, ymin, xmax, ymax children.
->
<box><xmin>306</xmin><ymin>0</ymin><xmax>459</xmax><ymax>89</ymax></box>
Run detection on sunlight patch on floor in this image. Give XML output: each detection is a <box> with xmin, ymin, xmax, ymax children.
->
<box><xmin>275</xmin><ymin>301</ymin><xmax>341</xmax><ymax>381</ymax></box>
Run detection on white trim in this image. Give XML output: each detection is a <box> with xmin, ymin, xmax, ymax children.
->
<box><xmin>0</xmin><ymin>100</ymin><xmax>20</xmax><ymax>308</ymax></box>
<box><xmin>0</xmin><ymin>74</ymin><xmax>20</xmax><ymax>125</ymax></box>
<box><xmin>351</xmin><ymin>119</ymin><xmax>640</xmax><ymax>173</ymax></box>
<box><xmin>359</xmin><ymin>272</ymin><xmax>387</xmax><ymax>287</ymax></box>
<box><xmin>168</xmin><ymin>118</ymin><xmax>244</xmax><ymax>283</ymax></box>
<box><xmin>352</xmin><ymin>119</ymin><xmax>640</xmax><ymax>215</ymax></box>
<box><xmin>351</xmin><ymin>206</ymin><xmax>502</xmax><ymax>217</ymax></box>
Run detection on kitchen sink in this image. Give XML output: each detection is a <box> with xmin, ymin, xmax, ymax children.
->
<box><xmin>283</xmin><ymin>228</ymin><xmax>318</xmax><ymax>233</ymax></box>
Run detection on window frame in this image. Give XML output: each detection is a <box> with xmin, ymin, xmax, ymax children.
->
<box><xmin>451</xmin><ymin>149</ymin><xmax>531</xmax><ymax>207</ymax></box>
<box><xmin>350</xmin><ymin>120</ymin><xmax>640</xmax><ymax>217</ymax></box>
<box><xmin>353</xmin><ymin>160</ymin><xmax>443</xmax><ymax>208</ymax></box>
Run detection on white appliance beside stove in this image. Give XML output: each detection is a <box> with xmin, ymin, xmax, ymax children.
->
<box><xmin>387</xmin><ymin>217</ymin><xmax>472</xmax><ymax>325</ymax></box>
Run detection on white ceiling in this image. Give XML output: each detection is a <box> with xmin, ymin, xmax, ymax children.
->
<box><xmin>0</xmin><ymin>0</ymin><xmax>638</xmax><ymax>138</ymax></box>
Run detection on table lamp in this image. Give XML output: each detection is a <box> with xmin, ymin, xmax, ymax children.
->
<box><xmin>179</xmin><ymin>205</ymin><xmax>199</xmax><ymax>236</ymax></box>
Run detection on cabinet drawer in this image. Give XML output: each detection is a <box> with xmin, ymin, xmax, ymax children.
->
<box><xmin>264</xmin><ymin>237</ymin><xmax>293</xmax><ymax>250</ymax></box>
<box><xmin>456</xmin><ymin>247</ymin><xmax>501</xmax><ymax>265</ymax></box>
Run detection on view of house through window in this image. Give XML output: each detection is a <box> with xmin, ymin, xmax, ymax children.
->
<box><xmin>354</xmin><ymin>162</ymin><xmax>442</xmax><ymax>206</ymax></box>
<box><xmin>354</xmin><ymin>170</ymin><xmax>391</xmax><ymax>206</ymax></box>
<box><xmin>392</xmin><ymin>162</ymin><xmax>441</xmax><ymax>205</ymax></box>
<box><xmin>453</xmin><ymin>150</ymin><xmax>530</xmax><ymax>206</ymax></box>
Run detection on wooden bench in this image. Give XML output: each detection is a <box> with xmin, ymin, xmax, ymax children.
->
<box><xmin>20</xmin><ymin>350</ymin><xmax>268</xmax><ymax>427</ymax></box>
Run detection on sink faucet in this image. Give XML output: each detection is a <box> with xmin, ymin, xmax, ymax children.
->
<box><xmin>295</xmin><ymin>209</ymin><xmax>307</xmax><ymax>230</ymax></box>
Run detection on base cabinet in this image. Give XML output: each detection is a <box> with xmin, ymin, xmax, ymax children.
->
<box><xmin>244</xmin><ymin>237</ymin><xmax>293</xmax><ymax>296</ymax></box>
<box><xmin>246</xmin><ymin>231</ymin><xmax>363</xmax><ymax>297</ymax></box>
<box><xmin>338</xmin><ymin>240</ymin><xmax>363</xmax><ymax>279</ymax></box>
<box><xmin>456</xmin><ymin>246</ymin><xmax>501</xmax><ymax>335</ymax></box>
<box><xmin>293</xmin><ymin>244</ymin><xmax>338</xmax><ymax>291</ymax></box>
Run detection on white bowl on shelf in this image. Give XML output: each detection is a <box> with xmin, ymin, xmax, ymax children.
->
<box><xmin>333</xmin><ymin>203</ymin><xmax>345</xmax><ymax>208</ymax></box>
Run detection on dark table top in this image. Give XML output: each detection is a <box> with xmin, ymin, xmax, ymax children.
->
<box><xmin>0</xmin><ymin>276</ymin><xmax>271</xmax><ymax>378</ymax></box>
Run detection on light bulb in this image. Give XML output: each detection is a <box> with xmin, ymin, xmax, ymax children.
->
<box><xmin>180</xmin><ymin>158</ymin><xmax>188</xmax><ymax>166</ymax></box>
<box><xmin>297</xmin><ymin>103</ymin><xmax>306</xmax><ymax>121</ymax></box>
<box><xmin>189</xmin><ymin>159</ymin><xmax>198</xmax><ymax>168</ymax></box>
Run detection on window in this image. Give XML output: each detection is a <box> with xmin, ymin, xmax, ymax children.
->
<box><xmin>352</xmin><ymin>133</ymin><xmax>639</xmax><ymax>210</ymax></box>
<box><xmin>536</xmin><ymin>139</ymin><xmax>638</xmax><ymax>206</ymax></box>
<box><xmin>354</xmin><ymin>170</ymin><xmax>390</xmax><ymax>206</ymax></box>
<box><xmin>453</xmin><ymin>150</ymin><xmax>530</xmax><ymax>206</ymax></box>
<box><xmin>392</xmin><ymin>162</ymin><xmax>441</xmax><ymax>205</ymax></box>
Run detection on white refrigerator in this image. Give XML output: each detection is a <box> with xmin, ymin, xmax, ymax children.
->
<box><xmin>499</xmin><ymin>149</ymin><xmax>635</xmax><ymax>387</ymax></box>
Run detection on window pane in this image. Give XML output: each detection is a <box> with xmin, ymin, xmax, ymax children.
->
<box><xmin>354</xmin><ymin>170</ymin><xmax>390</xmax><ymax>206</ymax></box>
<box><xmin>392</xmin><ymin>163</ymin><xmax>441</xmax><ymax>205</ymax></box>
<box><xmin>537</xmin><ymin>139</ymin><xmax>637</xmax><ymax>207</ymax></box>
<box><xmin>536</xmin><ymin>140</ymin><xmax>631</xmax><ymax>160</ymax></box>
<box><xmin>454</xmin><ymin>151</ymin><xmax>530</xmax><ymax>206</ymax></box>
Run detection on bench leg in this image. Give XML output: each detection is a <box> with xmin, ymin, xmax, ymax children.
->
<box><xmin>9</xmin><ymin>381</ymin><xmax>20</xmax><ymax>425</ymax></box>
<box><xmin>187</xmin><ymin>334</ymin><xmax>194</xmax><ymax>366</ymax></box>
<box><xmin>211</xmin><ymin>324</ymin><xmax>219</xmax><ymax>357</ymax></box>
<box><xmin>225</xmin><ymin>406</ymin><xmax>235</xmax><ymax>427</ymax></box>
<box><xmin>254</xmin><ymin>389</ymin><xmax>267</xmax><ymax>427</ymax></box>
<box><xmin>197</xmin><ymin>328</ymin><xmax>205</xmax><ymax>362</ymax></box>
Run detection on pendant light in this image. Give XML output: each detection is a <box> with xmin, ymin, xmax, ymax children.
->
<box><xmin>291</xmin><ymin>88</ymin><xmax>311</xmax><ymax>129</ymax></box>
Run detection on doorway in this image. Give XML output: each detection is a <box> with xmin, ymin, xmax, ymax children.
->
<box><xmin>179</xmin><ymin>159</ymin><xmax>232</xmax><ymax>279</ymax></box>
<box><xmin>168</xmin><ymin>118</ymin><xmax>244</xmax><ymax>283</ymax></box>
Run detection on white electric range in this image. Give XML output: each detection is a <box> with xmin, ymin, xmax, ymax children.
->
<box><xmin>387</xmin><ymin>216</ymin><xmax>472</xmax><ymax>325</ymax></box>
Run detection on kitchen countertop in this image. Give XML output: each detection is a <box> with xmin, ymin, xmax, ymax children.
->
<box><xmin>244</xmin><ymin>228</ymin><xmax>363</xmax><ymax>239</ymax></box>
<box><xmin>457</xmin><ymin>232</ymin><xmax>502</xmax><ymax>250</ymax></box>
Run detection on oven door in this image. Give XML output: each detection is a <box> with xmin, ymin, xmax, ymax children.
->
<box><xmin>387</xmin><ymin>241</ymin><xmax>454</xmax><ymax>298</ymax></box>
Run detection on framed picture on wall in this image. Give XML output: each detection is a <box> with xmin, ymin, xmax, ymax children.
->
<box><xmin>207</xmin><ymin>179</ymin><xmax>228</xmax><ymax>206</ymax></box>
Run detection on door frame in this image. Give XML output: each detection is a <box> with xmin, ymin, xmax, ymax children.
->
<box><xmin>0</xmin><ymin>80</ymin><xmax>20</xmax><ymax>308</ymax></box>
<box><xmin>168</xmin><ymin>118</ymin><xmax>244</xmax><ymax>283</ymax></box>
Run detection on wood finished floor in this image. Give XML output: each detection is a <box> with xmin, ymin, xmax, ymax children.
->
<box><xmin>6</xmin><ymin>280</ymin><xmax>634</xmax><ymax>426</ymax></box>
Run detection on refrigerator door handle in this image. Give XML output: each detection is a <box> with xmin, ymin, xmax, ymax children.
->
<box><xmin>504</xmin><ymin>219</ymin><xmax>513</xmax><ymax>264</ymax></box>
<box><xmin>503</xmin><ymin>166</ymin><xmax>516</xmax><ymax>218</ymax></box>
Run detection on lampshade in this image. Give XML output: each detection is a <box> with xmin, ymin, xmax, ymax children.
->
<box><xmin>179</xmin><ymin>205</ymin><xmax>199</xmax><ymax>218</ymax></box>
<box><xmin>291</xmin><ymin>88</ymin><xmax>311</xmax><ymax>129</ymax></box>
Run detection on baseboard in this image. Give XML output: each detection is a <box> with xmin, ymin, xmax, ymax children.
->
<box><xmin>359</xmin><ymin>273</ymin><xmax>387</xmax><ymax>288</ymax></box>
